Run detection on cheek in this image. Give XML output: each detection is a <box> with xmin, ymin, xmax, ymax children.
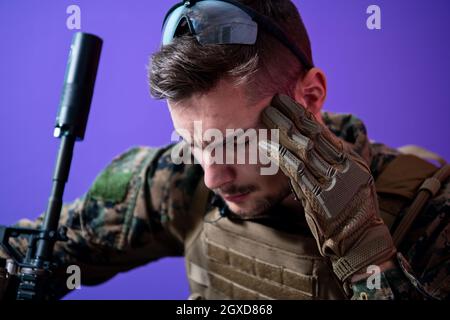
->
<box><xmin>233</xmin><ymin>163</ymin><xmax>287</xmax><ymax>189</ymax></box>
<box><xmin>257</xmin><ymin>170</ymin><xmax>290</xmax><ymax>192</ymax></box>
<box><xmin>234</xmin><ymin>163</ymin><xmax>262</xmax><ymax>177</ymax></box>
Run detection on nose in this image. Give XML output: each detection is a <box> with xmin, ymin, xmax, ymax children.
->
<box><xmin>203</xmin><ymin>163</ymin><xmax>235</xmax><ymax>190</ymax></box>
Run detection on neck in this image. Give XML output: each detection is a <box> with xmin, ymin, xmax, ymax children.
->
<box><xmin>280</xmin><ymin>193</ymin><xmax>305</xmax><ymax>215</ymax></box>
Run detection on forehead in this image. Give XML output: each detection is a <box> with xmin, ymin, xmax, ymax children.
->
<box><xmin>168</xmin><ymin>79</ymin><xmax>272</xmax><ymax>134</ymax></box>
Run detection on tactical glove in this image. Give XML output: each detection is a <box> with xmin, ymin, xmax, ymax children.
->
<box><xmin>260</xmin><ymin>94</ymin><xmax>396</xmax><ymax>283</ymax></box>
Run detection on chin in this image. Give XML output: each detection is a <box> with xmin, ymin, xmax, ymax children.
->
<box><xmin>227</xmin><ymin>186</ymin><xmax>292</xmax><ymax>219</ymax></box>
<box><xmin>225</xmin><ymin>201</ymin><xmax>248</xmax><ymax>215</ymax></box>
<box><xmin>225</xmin><ymin>194</ymin><xmax>273</xmax><ymax>219</ymax></box>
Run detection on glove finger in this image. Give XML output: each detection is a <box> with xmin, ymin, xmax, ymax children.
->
<box><xmin>315</xmin><ymin>134</ymin><xmax>346</xmax><ymax>166</ymax></box>
<box><xmin>262</xmin><ymin>106</ymin><xmax>336</xmax><ymax>181</ymax></box>
<box><xmin>262</xmin><ymin>106</ymin><xmax>312</xmax><ymax>157</ymax></box>
<box><xmin>270</xmin><ymin>94</ymin><xmax>322</xmax><ymax>136</ymax></box>
<box><xmin>259</xmin><ymin>140</ymin><xmax>323</xmax><ymax>197</ymax></box>
<box><xmin>269</xmin><ymin>94</ymin><xmax>346</xmax><ymax>166</ymax></box>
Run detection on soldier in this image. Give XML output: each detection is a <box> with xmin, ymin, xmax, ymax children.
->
<box><xmin>1</xmin><ymin>0</ymin><xmax>449</xmax><ymax>300</ymax></box>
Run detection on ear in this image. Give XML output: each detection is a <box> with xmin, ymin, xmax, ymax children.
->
<box><xmin>292</xmin><ymin>68</ymin><xmax>327</xmax><ymax>121</ymax></box>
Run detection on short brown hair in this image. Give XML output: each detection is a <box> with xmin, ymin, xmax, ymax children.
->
<box><xmin>149</xmin><ymin>0</ymin><xmax>313</xmax><ymax>103</ymax></box>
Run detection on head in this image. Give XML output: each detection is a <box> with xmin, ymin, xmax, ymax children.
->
<box><xmin>149</xmin><ymin>0</ymin><xmax>327</xmax><ymax>218</ymax></box>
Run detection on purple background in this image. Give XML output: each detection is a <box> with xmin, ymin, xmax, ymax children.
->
<box><xmin>0</xmin><ymin>0</ymin><xmax>448</xmax><ymax>299</ymax></box>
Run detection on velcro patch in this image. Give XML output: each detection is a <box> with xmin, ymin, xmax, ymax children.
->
<box><xmin>90</xmin><ymin>169</ymin><xmax>133</xmax><ymax>203</ymax></box>
<box><xmin>88</xmin><ymin>148</ymin><xmax>144</xmax><ymax>203</ymax></box>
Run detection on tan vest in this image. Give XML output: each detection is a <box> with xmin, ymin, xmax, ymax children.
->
<box><xmin>185</xmin><ymin>207</ymin><xmax>346</xmax><ymax>300</ymax></box>
<box><xmin>183</xmin><ymin>150</ymin><xmax>449</xmax><ymax>300</ymax></box>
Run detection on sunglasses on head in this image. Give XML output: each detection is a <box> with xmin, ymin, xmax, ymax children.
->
<box><xmin>161</xmin><ymin>0</ymin><xmax>313</xmax><ymax>70</ymax></box>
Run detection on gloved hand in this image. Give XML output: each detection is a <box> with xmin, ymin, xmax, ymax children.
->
<box><xmin>260</xmin><ymin>94</ymin><xmax>396</xmax><ymax>283</ymax></box>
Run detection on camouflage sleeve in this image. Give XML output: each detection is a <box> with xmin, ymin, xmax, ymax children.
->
<box><xmin>351</xmin><ymin>178</ymin><xmax>450</xmax><ymax>300</ymax></box>
<box><xmin>0</xmin><ymin>143</ymin><xmax>204</xmax><ymax>298</ymax></box>
<box><xmin>351</xmin><ymin>254</ymin><xmax>435</xmax><ymax>300</ymax></box>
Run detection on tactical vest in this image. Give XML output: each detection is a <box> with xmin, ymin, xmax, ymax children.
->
<box><xmin>183</xmin><ymin>148</ymin><xmax>450</xmax><ymax>300</ymax></box>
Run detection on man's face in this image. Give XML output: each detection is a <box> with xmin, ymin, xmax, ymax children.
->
<box><xmin>168</xmin><ymin>79</ymin><xmax>291</xmax><ymax>218</ymax></box>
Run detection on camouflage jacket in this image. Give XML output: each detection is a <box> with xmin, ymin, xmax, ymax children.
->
<box><xmin>0</xmin><ymin>112</ymin><xmax>448</xmax><ymax>300</ymax></box>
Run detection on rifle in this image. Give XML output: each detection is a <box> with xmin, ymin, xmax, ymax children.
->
<box><xmin>0</xmin><ymin>32</ymin><xmax>102</xmax><ymax>300</ymax></box>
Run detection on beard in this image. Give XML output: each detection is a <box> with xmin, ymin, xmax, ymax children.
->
<box><xmin>217</xmin><ymin>181</ymin><xmax>292</xmax><ymax>220</ymax></box>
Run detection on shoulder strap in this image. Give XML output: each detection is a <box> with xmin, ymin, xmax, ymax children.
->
<box><xmin>392</xmin><ymin>163</ymin><xmax>450</xmax><ymax>246</ymax></box>
<box><xmin>397</xmin><ymin>144</ymin><xmax>447</xmax><ymax>167</ymax></box>
<box><xmin>375</xmin><ymin>154</ymin><xmax>439</xmax><ymax>229</ymax></box>
<box><xmin>375</xmin><ymin>145</ymin><xmax>449</xmax><ymax>246</ymax></box>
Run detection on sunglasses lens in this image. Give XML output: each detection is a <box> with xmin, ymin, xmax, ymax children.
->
<box><xmin>162</xmin><ymin>5</ymin><xmax>186</xmax><ymax>46</ymax></box>
<box><xmin>190</xmin><ymin>2</ymin><xmax>257</xmax><ymax>45</ymax></box>
<box><xmin>162</xmin><ymin>1</ymin><xmax>257</xmax><ymax>46</ymax></box>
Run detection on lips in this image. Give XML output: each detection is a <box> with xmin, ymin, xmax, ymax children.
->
<box><xmin>222</xmin><ymin>192</ymin><xmax>250</xmax><ymax>203</ymax></box>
